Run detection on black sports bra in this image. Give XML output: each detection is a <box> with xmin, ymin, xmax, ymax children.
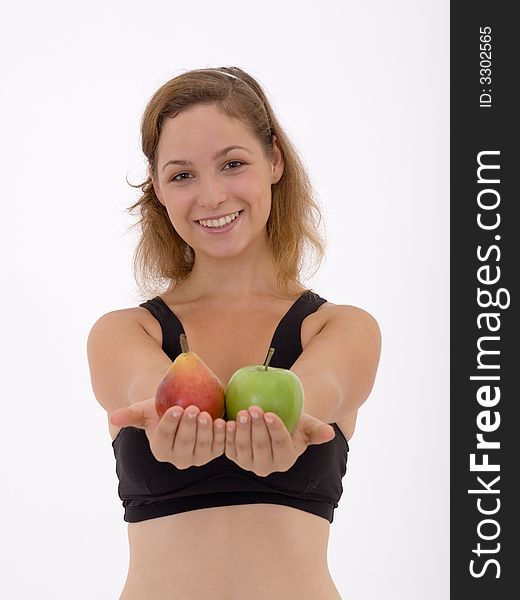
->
<box><xmin>112</xmin><ymin>289</ymin><xmax>349</xmax><ymax>523</ymax></box>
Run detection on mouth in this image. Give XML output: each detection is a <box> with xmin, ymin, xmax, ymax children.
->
<box><xmin>195</xmin><ymin>210</ymin><xmax>244</xmax><ymax>233</ymax></box>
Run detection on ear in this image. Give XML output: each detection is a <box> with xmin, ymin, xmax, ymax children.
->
<box><xmin>271</xmin><ymin>135</ymin><xmax>284</xmax><ymax>184</ymax></box>
<box><xmin>148</xmin><ymin>165</ymin><xmax>165</xmax><ymax>206</ymax></box>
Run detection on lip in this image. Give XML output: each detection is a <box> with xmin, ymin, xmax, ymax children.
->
<box><xmin>196</xmin><ymin>210</ymin><xmax>243</xmax><ymax>234</ymax></box>
<box><xmin>194</xmin><ymin>210</ymin><xmax>241</xmax><ymax>222</ymax></box>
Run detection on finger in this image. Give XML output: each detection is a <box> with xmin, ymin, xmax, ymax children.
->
<box><xmin>249</xmin><ymin>407</ymin><xmax>273</xmax><ymax>473</ymax></box>
<box><xmin>172</xmin><ymin>405</ymin><xmax>199</xmax><ymax>458</ymax></box>
<box><xmin>109</xmin><ymin>397</ymin><xmax>156</xmax><ymax>429</ymax></box>
<box><xmin>225</xmin><ymin>420</ymin><xmax>237</xmax><ymax>462</ymax></box>
<box><xmin>235</xmin><ymin>410</ymin><xmax>253</xmax><ymax>467</ymax></box>
<box><xmin>264</xmin><ymin>412</ymin><xmax>292</xmax><ymax>465</ymax></box>
<box><xmin>150</xmin><ymin>406</ymin><xmax>183</xmax><ymax>461</ymax></box>
<box><xmin>193</xmin><ymin>411</ymin><xmax>213</xmax><ymax>462</ymax></box>
<box><xmin>211</xmin><ymin>418</ymin><xmax>226</xmax><ymax>455</ymax></box>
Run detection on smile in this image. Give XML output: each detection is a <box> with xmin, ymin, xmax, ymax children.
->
<box><xmin>197</xmin><ymin>210</ymin><xmax>243</xmax><ymax>229</ymax></box>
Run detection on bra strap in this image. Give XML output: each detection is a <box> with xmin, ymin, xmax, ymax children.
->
<box><xmin>139</xmin><ymin>297</ymin><xmax>184</xmax><ymax>361</ymax></box>
<box><xmin>269</xmin><ymin>290</ymin><xmax>328</xmax><ymax>369</ymax></box>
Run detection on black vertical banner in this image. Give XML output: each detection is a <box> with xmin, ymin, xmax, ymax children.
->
<box><xmin>451</xmin><ymin>2</ymin><xmax>518</xmax><ymax>598</ymax></box>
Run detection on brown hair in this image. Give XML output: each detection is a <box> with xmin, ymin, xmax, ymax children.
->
<box><xmin>126</xmin><ymin>66</ymin><xmax>326</xmax><ymax>299</ymax></box>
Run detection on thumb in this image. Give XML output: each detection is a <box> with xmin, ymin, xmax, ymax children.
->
<box><xmin>109</xmin><ymin>397</ymin><xmax>156</xmax><ymax>429</ymax></box>
<box><xmin>109</xmin><ymin>407</ymin><xmax>139</xmax><ymax>427</ymax></box>
<box><xmin>303</xmin><ymin>416</ymin><xmax>336</xmax><ymax>445</ymax></box>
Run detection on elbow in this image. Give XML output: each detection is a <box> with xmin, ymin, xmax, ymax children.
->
<box><xmin>329</xmin><ymin>378</ymin><xmax>349</xmax><ymax>422</ymax></box>
<box><xmin>332</xmin><ymin>380</ymin><xmax>374</xmax><ymax>422</ymax></box>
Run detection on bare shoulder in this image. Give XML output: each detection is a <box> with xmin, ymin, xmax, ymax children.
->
<box><xmin>301</xmin><ymin>300</ymin><xmax>381</xmax><ymax>350</ymax></box>
<box><xmin>88</xmin><ymin>305</ymin><xmax>163</xmax><ymax>345</ymax></box>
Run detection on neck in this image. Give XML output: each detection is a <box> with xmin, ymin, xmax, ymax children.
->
<box><xmin>175</xmin><ymin>237</ymin><xmax>303</xmax><ymax>303</ymax></box>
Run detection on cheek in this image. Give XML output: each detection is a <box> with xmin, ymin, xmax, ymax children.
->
<box><xmin>162</xmin><ymin>200</ymin><xmax>192</xmax><ymax>234</ymax></box>
<box><xmin>234</xmin><ymin>178</ymin><xmax>271</xmax><ymax>208</ymax></box>
<box><xmin>163</xmin><ymin>190</ymin><xmax>191</xmax><ymax>214</ymax></box>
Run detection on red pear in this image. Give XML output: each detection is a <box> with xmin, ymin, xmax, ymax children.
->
<box><xmin>155</xmin><ymin>334</ymin><xmax>225</xmax><ymax>420</ymax></box>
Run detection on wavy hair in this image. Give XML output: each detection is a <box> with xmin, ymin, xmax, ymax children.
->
<box><xmin>126</xmin><ymin>66</ymin><xmax>326</xmax><ymax>299</ymax></box>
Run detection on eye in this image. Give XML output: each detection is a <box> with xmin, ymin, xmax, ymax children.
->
<box><xmin>169</xmin><ymin>161</ymin><xmax>244</xmax><ymax>183</ymax></box>
<box><xmin>170</xmin><ymin>172</ymin><xmax>193</xmax><ymax>183</ymax></box>
<box><xmin>224</xmin><ymin>160</ymin><xmax>244</xmax><ymax>170</ymax></box>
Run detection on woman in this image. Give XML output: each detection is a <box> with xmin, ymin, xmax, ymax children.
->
<box><xmin>87</xmin><ymin>66</ymin><xmax>381</xmax><ymax>600</ymax></box>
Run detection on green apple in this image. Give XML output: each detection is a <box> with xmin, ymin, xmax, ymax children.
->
<box><xmin>225</xmin><ymin>348</ymin><xmax>304</xmax><ymax>433</ymax></box>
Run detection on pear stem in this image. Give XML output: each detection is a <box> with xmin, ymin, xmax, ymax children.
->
<box><xmin>264</xmin><ymin>347</ymin><xmax>275</xmax><ymax>370</ymax></box>
<box><xmin>180</xmin><ymin>333</ymin><xmax>189</xmax><ymax>353</ymax></box>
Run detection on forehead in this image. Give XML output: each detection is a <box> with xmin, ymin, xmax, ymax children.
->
<box><xmin>157</xmin><ymin>104</ymin><xmax>259</xmax><ymax>157</ymax></box>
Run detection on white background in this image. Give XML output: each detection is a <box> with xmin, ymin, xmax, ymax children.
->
<box><xmin>0</xmin><ymin>1</ymin><xmax>449</xmax><ymax>598</ymax></box>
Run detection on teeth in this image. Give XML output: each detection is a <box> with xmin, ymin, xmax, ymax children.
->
<box><xmin>199</xmin><ymin>211</ymin><xmax>240</xmax><ymax>228</ymax></box>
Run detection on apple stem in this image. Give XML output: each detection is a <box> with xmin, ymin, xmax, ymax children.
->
<box><xmin>180</xmin><ymin>333</ymin><xmax>189</xmax><ymax>353</ymax></box>
<box><xmin>264</xmin><ymin>347</ymin><xmax>275</xmax><ymax>370</ymax></box>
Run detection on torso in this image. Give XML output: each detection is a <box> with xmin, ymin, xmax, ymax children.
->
<box><xmin>113</xmin><ymin>290</ymin><xmax>354</xmax><ymax>599</ymax></box>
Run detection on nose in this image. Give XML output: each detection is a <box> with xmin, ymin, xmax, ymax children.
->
<box><xmin>196</xmin><ymin>173</ymin><xmax>228</xmax><ymax>210</ymax></box>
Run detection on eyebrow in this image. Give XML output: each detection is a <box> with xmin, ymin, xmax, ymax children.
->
<box><xmin>161</xmin><ymin>145</ymin><xmax>253</xmax><ymax>172</ymax></box>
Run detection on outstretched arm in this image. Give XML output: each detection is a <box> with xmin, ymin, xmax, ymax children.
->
<box><xmin>290</xmin><ymin>304</ymin><xmax>382</xmax><ymax>424</ymax></box>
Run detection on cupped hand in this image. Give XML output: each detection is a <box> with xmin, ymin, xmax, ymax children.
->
<box><xmin>224</xmin><ymin>406</ymin><xmax>336</xmax><ymax>477</ymax></box>
<box><xmin>109</xmin><ymin>398</ymin><xmax>227</xmax><ymax>469</ymax></box>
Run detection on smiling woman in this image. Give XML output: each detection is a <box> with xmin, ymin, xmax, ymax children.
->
<box><xmin>125</xmin><ymin>67</ymin><xmax>326</xmax><ymax>298</ymax></box>
<box><xmin>149</xmin><ymin>102</ymin><xmax>282</xmax><ymax>263</ymax></box>
<box><xmin>86</xmin><ymin>66</ymin><xmax>381</xmax><ymax>600</ymax></box>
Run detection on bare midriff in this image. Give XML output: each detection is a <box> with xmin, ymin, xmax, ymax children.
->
<box><xmin>119</xmin><ymin>503</ymin><xmax>342</xmax><ymax>600</ymax></box>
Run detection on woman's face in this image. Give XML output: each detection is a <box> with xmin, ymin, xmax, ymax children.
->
<box><xmin>151</xmin><ymin>103</ymin><xmax>284</xmax><ymax>260</ymax></box>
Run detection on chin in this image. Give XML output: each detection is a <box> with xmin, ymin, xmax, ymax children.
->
<box><xmin>197</xmin><ymin>246</ymin><xmax>246</xmax><ymax>260</ymax></box>
<box><xmin>189</xmin><ymin>224</ymin><xmax>268</xmax><ymax>260</ymax></box>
